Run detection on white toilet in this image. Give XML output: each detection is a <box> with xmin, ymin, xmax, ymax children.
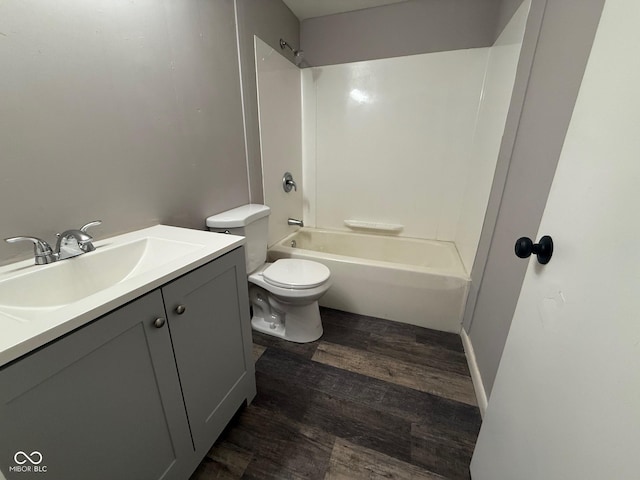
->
<box><xmin>206</xmin><ymin>204</ymin><xmax>331</xmax><ymax>343</ymax></box>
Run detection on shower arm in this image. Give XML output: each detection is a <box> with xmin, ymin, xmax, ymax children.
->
<box><xmin>279</xmin><ymin>38</ymin><xmax>302</xmax><ymax>57</ymax></box>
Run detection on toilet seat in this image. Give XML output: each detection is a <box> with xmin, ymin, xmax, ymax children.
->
<box><xmin>262</xmin><ymin>259</ymin><xmax>330</xmax><ymax>290</ymax></box>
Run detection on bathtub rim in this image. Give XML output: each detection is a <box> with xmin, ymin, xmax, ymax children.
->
<box><xmin>269</xmin><ymin>228</ymin><xmax>469</xmax><ymax>281</ymax></box>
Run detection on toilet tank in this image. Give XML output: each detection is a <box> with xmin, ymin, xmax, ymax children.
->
<box><xmin>206</xmin><ymin>204</ymin><xmax>271</xmax><ymax>274</ymax></box>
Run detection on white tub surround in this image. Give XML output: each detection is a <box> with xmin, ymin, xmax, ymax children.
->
<box><xmin>455</xmin><ymin>0</ymin><xmax>531</xmax><ymax>273</ymax></box>
<box><xmin>303</xmin><ymin>49</ymin><xmax>488</xmax><ymax>241</ymax></box>
<box><xmin>269</xmin><ymin>228</ymin><xmax>469</xmax><ymax>333</ymax></box>
<box><xmin>254</xmin><ymin>37</ymin><xmax>303</xmax><ymax>246</ymax></box>
<box><xmin>297</xmin><ymin>2</ymin><xmax>531</xmax><ymax>274</ymax></box>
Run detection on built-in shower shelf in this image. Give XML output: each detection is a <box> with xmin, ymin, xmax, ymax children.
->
<box><xmin>344</xmin><ymin>220</ymin><xmax>404</xmax><ymax>233</ymax></box>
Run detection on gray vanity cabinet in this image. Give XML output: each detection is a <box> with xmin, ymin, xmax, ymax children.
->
<box><xmin>162</xmin><ymin>246</ymin><xmax>255</xmax><ymax>457</ymax></box>
<box><xmin>0</xmin><ymin>290</ymin><xmax>195</xmax><ymax>480</ymax></box>
<box><xmin>0</xmin><ymin>246</ymin><xmax>255</xmax><ymax>480</ymax></box>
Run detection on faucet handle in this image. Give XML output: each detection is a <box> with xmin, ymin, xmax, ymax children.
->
<box><xmin>5</xmin><ymin>236</ymin><xmax>53</xmax><ymax>254</ymax></box>
<box><xmin>77</xmin><ymin>221</ymin><xmax>101</xmax><ymax>253</ymax></box>
<box><xmin>5</xmin><ymin>236</ymin><xmax>57</xmax><ymax>265</ymax></box>
<box><xmin>80</xmin><ymin>220</ymin><xmax>102</xmax><ymax>233</ymax></box>
<box><xmin>283</xmin><ymin>172</ymin><xmax>298</xmax><ymax>193</ymax></box>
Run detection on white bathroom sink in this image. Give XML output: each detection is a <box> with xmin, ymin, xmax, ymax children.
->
<box><xmin>0</xmin><ymin>225</ymin><xmax>245</xmax><ymax>366</ymax></box>
<box><xmin>0</xmin><ymin>237</ymin><xmax>199</xmax><ymax>309</ymax></box>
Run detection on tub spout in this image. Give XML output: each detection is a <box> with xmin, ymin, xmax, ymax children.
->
<box><xmin>288</xmin><ymin>218</ymin><xmax>304</xmax><ymax>227</ymax></box>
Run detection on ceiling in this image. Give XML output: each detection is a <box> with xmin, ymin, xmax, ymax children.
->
<box><xmin>282</xmin><ymin>0</ymin><xmax>410</xmax><ymax>21</ymax></box>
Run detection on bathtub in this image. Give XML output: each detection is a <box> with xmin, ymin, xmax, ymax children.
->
<box><xmin>268</xmin><ymin>228</ymin><xmax>470</xmax><ymax>333</ymax></box>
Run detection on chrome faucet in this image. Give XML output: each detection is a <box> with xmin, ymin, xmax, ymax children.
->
<box><xmin>5</xmin><ymin>220</ymin><xmax>102</xmax><ymax>265</ymax></box>
<box><xmin>56</xmin><ymin>221</ymin><xmax>102</xmax><ymax>260</ymax></box>
<box><xmin>287</xmin><ymin>218</ymin><xmax>304</xmax><ymax>227</ymax></box>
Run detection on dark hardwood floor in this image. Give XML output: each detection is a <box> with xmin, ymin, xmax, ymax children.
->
<box><xmin>190</xmin><ymin>307</ymin><xmax>482</xmax><ymax>480</ymax></box>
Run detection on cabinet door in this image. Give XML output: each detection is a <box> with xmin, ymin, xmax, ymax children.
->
<box><xmin>0</xmin><ymin>291</ymin><xmax>194</xmax><ymax>480</ymax></box>
<box><xmin>163</xmin><ymin>247</ymin><xmax>255</xmax><ymax>455</ymax></box>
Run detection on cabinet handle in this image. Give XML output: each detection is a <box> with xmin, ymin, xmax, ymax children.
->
<box><xmin>153</xmin><ymin>317</ymin><xmax>166</xmax><ymax>328</ymax></box>
<box><xmin>175</xmin><ymin>305</ymin><xmax>186</xmax><ymax>315</ymax></box>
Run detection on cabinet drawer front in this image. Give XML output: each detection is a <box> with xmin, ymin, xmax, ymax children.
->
<box><xmin>0</xmin><ymin>291</ymin><xmax>193</xmax><ymax>480</ymax></box>
<box><xmin>163</xmin><ymin>247</ymin><xmax>252</xmax><ymax>452</ymax></box>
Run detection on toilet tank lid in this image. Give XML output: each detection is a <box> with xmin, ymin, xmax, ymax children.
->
<box><xmin>206</xmin><ymin>204</ymin><xmax>270</xmax><ymax>228</ymax></box>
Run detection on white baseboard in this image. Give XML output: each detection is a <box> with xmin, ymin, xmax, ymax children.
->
<box><xmin>460</xmin><ymin>328</ymin><xmax>488</xmax><ymax>418</ymax></box>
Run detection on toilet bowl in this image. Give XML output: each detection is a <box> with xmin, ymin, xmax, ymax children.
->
<box><xmin>248</xmin><ymin>260</ymin><xmax>330</xmax><ymax>342</ymax></box>
<box><xmin>206</xmin><ymin>204</ymin><xmax>331</xmax><ymax>343</ymax></box>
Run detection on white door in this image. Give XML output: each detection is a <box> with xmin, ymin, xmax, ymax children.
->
<box><xmin>470</xmin><ymin>0</ymin><xmax>640</xmax><ymax>478</ymax></box>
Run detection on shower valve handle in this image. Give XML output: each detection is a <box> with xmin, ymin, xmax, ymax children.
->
<box><xmin>283</xmin><ymin>172</ymin><xmax>297</xmax><ymax>193</ymax></box>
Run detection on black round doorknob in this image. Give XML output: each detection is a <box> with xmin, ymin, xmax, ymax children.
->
<box><xmin>514</xmin><ymin>237</ymin><xmax>534</xmax><ymax>258</ymax></box>
<box><xmin>514</xmin><ymin>235</ymin><xmax>553</xmax><ymax>265</ymax></box>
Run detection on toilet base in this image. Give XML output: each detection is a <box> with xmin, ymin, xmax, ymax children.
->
<box><xmin>251</xmin><ymin>316</ymin><xmax>287</xmax><ymax>338</ymax></box>
<box><xmin>249</xmin><ymin>286</ymin><xmax>323</xmax><ymax>343</ymax></box>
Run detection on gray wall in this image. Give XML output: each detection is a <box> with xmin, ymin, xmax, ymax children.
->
<box><xmin>235</xmin><ymin>0</ymin><xmax>300</xmax><ymax>203</ymax></box>
<box><xmin>496</xmin><ymin>0</ymin><xmax>527</xmax><ymax>37</ymax></box>
<box><xmin>0</xmin><ymin>0</ymin><xmax>248</xmax><ymax>265</ymax></box>
<box><xmin>465</xmin><ymin>0</ymin><xmax>606</xmax><ymax>398</ymax></box>
<box><xmin>300</xmin><ymin>0</ymin><xmax>502</xmax><ymax>67</ymax></box>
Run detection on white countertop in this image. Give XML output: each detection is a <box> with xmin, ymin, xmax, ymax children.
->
<box><xmin>0</xmin><ymin>225</ymin><xmax>245</xmax><ymax>367</ymax></box>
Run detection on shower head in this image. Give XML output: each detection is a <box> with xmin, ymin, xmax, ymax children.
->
<box><xmin>280</xmin><ymin>38</ymin><xmax>308</xmax><ymax>67</ymax></box>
